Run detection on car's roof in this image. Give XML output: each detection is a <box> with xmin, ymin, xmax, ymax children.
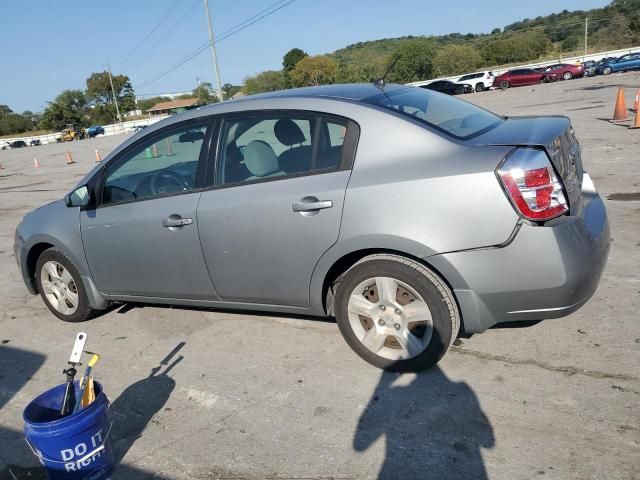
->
<box><xmin>228</xmin><ymin>83</ymin><xmax>410</xmax><ymax>103</ymax></box>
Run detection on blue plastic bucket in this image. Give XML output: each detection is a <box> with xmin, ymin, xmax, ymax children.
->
<box><xmin>23</xmin><ymin>381</ymin><xmax>114</xmax><ymax>480</ymax></box>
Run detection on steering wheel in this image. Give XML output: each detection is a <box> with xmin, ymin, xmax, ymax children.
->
<box><xmin>150</xmin><ymin>170</ymin><xmax>189</xmax><ymax>196</ymax></box>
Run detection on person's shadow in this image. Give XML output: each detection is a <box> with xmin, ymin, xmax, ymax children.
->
<box><xmin>354</xmin><ymin>367</ymin><xmax>495</xmax><ymax>479</ymax></box>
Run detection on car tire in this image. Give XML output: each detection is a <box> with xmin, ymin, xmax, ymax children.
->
<box><xmin>454</xmin><ymin>86</ymin><xmax>464</xmax><ymax>95</ymax></box>
<box><xmin>602</xmin><ymin>67</ymin><xmax>612</xmax><ymax>75</ymax></box>
<box><xmin>476</xmin><ymin>83</ymin><xmax>485</xmax><ymax>92</ymax></box>
<box><xmin>563</xmin><ymin>71</ymin><xmax>573</xmax><ymax>80</ymax></box>
<box><xmin>35</xmin><ymin>248</ymin><xmax>96</xmax><ymax>323</ymax></box>
<box><xmin>334</xmin><ymin>254</ymin><xmax>460</xmax><ymax>372</ymax></box>
<box><xmin>500</xmin><ymin>81</ymin><xmax>509</xmax><ymax>90</ymax></box>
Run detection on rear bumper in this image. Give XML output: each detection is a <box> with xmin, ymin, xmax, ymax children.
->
<box><xmin>428</xmin><ymin>174</ymin><xmax>610</xmax><ymax>333</ymax></box>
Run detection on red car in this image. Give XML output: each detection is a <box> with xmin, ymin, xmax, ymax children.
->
<box><xmin>494</xmin><ymin>68</ymin><xmax>558</xmax><ymax>90</ymax></box>
<box><xmin>537</xmin><ymin>63</ymin><xmax>585</xmax><ymax>80</ymax></box>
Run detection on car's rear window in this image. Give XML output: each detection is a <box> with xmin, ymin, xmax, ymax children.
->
<box><xmin>362</xmin><ymin>87</ymin><xmax>503</xmax><ymax>140</ymax></box>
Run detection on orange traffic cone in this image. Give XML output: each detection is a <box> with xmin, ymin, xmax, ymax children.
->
<box><xmin>33</xmin><ymin>156</ymin><xmax>40</xmax><ymax>169</ymax></box>
<box><xmin>94</xmin><ymin>149</ymin><xmax>102</xmax><ymax>163</ymax></box>
<box><xmin>630</xmin><ymin>108</ymin><xmax>640</xmax><ymax>130</ymax></box>
<box><xmin>66</xmin><ymin>150</ymin><xmax>76</xmax><ymax>165</ymax></box>
<box><xmin>632</xmin><ymin>89</ymin><xmax>640</xmax><ymax>113</ymax></box>
<box><xmin>610</xmin><ymin>87</ymin><xmax>629</xmax><ymax>122</ymax></box>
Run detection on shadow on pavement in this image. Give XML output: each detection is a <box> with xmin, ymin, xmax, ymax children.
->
<box><xmin>354</xmin><ymin>367</ymin><xmax>495</xmax><ymax>479</ymax></box>
<box><xmin>109</xmin><ymin>343</ymin><xmax>183</xmax><ymax>474</ymax></box>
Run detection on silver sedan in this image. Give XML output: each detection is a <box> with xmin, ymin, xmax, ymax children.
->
<box><xmin>14</xmin><ymin>84</ymin><xmax>609</xmax><ymax>371</ymax></box>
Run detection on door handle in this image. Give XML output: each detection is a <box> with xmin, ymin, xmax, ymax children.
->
<box><xmin>292</xmin><ymin>200</ymin><xmax>333</xmax><ymax>212</ymax></box>
<box><xmin>162</xmin><ymin>216</ymin><xmax>193</xmax><ymax>227</ymax></box>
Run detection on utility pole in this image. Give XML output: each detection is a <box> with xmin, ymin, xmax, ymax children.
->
<box><xmin>203</xmin><ymin>0</ymin><xmax>224</xmax><ymax>101</ymax></box>
<box><xmin>584</xmin><ymin>18</ymin><xmax>589</xmax><ymax>61</ymax></box>
<box><xmin>105</xmin><ymin>63</ymin><xmax>122</xmax><ymax>125</ymax></box>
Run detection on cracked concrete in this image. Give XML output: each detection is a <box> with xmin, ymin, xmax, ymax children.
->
<box><xmin>0</xmin><ymin>72</ymin><xmax>639</xmax><ymax>479</ymax></box>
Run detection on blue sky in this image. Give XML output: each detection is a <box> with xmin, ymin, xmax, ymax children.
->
<box><xmin>1</xmin><ymin>0</ymin><xmax>608</xmax><ymax>112</ymax></box>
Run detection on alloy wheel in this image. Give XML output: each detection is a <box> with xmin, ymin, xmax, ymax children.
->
<box><xmin>40</xmin><ymin>261</ymin><xmax>79</xmax><ymax>315</ymax></box>
<box><xmin>347</xmin><ymin>276</ymin><xmax>433</xmax><ymax>361</ymax></box>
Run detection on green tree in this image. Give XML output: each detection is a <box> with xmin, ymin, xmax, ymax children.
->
<box><xmin>39</xmin><ymin>90</ymin><xmax>87</xmax><ymax>130</ymax></box>
<box><xmin>243</xmin><ymin>70</ymin><xmax>286</xmax><ymax>94</ymax></box>
<box><xmin>289</xmin><ymin>55</ymin><xmax>338</xmax><ymax>87</ymax></box>
<box><xmin>222</xmin><ymin>83</ymin><xmax>241</xmax><ymax>98</ymax></box>
<box><xmin>386</xmin><ymin>40</ymin><xmax>437</xmax><ymax>83</ymax></box>
<box><xmin>283</xmin><ymin>48</ymin><xmax>309</xmax><ymax>86</ymax></box>
<box><xmin>86</xmin><ymin>71</ymin><xmax>136</xmax><ymax>123</ymax></box>
<box><xmin>283</xmin><ymin>48</ymin><xmax>309</xmax><ymax>72</ymax></box>
<box><xmin>192</xmin><ymin>82</ymin><xmax>218</xmax><ymax>105</ymax></box>
<box><xmin>432</xmin><ymin>44</ymin><xmax>482</xmax><ymax>77</ymax></box>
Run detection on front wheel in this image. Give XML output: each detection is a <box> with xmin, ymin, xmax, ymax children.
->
<box><xmin>334</xmin><ymin>254</ymin><xmax>460</xmax><ymax>372</ymax></box>
<box><xmin>500</xmin><ymin>81</ymin><xmax>509</xmax><ymax>90</ymax></box>
<box><xmin>35</xmin><ymin>248</ymin><xmax>96</xmax><ymax>322</ymax></box>
<box><xmin>602</xmin><ymin>66</ymin><xmax>612</xmax><ymax>75</ymax></box>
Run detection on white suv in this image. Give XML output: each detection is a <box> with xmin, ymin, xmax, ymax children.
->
<box><xmin>456</xmin><ymin>71</ymin><xmax>495</xmax><ymax>92</ymax></box>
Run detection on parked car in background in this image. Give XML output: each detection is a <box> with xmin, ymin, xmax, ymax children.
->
<box><xmin>85</xmin><ymin>126</ymin><xmax>105</xmax><ymax>138</ymax></box>
<box><xmin>15</xmin><ymin>83</ymin><xmax>609</xmax><ymax>372</ymax></box>
<box><xmin>10</xmin><ymin>140</ymin><xmax>27</xmax><ymax>148</ymax></box>
<box><xmin>129</xmin><ymin>125</ymin><xmax>148</xmax><ymax>134</ymax></box>
<box><xmin>582</xmin><ymin>60</ymin><xmax>597</xmax><ymax>76</ymax></box>
<box><xmin>494</xmin><ymin>68</ymin><xmax>558</xmax><ymax>89</ymax></box>
<box><xmin>30</xmin><ymin>139</ymin><xmax>41</xmax><ymax>147</ymax></box>
<box><xmin>597</xmin><ymin>53</ymin><xmax>640</xmax><ymax>75</ymax></box>
<box><xmin>420</xmin><ymin>80</ymin><xmax>473</xmax><ymax>95</ymax></box>
<box><xmin>456</xmin><ymin>71</ymin><xmax>495</xmax><ymax>92</ymax></box>
<box><xmin>537</xmin><ymin>63</ymin><xmax>584</xmax><ymax>80</ymax></box>
<box><xmin>1</xmin><ymin>141</ymin><xmax>10</xmax><ymax>150</ymax></box>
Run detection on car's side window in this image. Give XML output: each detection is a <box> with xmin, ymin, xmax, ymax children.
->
<box><xmin>218</xmin><ymin>113</ymin><xmax>350</xmax><ymax>185</ymax></box>
<box><xmin>102</xmin><ymin>123</ymin><xmax>207</xmax><ymax>205</ymax></box>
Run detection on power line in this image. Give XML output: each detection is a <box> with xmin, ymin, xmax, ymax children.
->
<box><xmin>118</xmin><ymin>0</ymin><xmax>183</xmax><ymax>67</ymax></box>
<box><xmin>123</xmin><ymin>0</ymin><xmax>200</xmax><ymax>71</ymax></box>
<box><xmin>135</xmin><ymin>0</ymin><xmax>297</xmax><ymax>89</ymax></box>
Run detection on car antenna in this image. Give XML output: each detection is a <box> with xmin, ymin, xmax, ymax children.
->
<box><xmin>373</xmin><ymin>55</ymin><xmax>401</xmax><ymax>89</ymax></box>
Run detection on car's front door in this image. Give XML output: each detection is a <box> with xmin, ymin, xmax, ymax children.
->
<box><xmin>81</xmin><ymin>120</ymin><xmax>218</xmax><ymax>299</ymax></box>
<box><xmin>197</xmin><ymin>111</ymin><xmax>358</xmax><ymax>307</ymax></box>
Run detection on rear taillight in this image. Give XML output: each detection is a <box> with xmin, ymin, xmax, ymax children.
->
<box><xmin>497</xmin><ymin>148</ymin><xmax>568</xmax><ymax>221</ymax></box>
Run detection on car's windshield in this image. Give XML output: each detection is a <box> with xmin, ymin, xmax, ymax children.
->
<box><xmin>362</xmin><ymin>86</ymin><xmax>503</xmax><ymax>139</ymax></box>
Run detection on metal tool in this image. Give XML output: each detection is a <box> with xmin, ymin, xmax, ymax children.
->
<box><xmin>73</xmin><ymin>351</ymin><xmax>100</xmax><ymax>413</ymax></box>
<box><xmin>59</xmin><ymin>332</ymin><xmax>87</xmax><ymax>416</ymax></box>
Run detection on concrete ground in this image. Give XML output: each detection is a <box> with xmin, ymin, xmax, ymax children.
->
<box><xmin>0</xmin><ymin>72</ymin><xmax>639</xmax><ymax>480</ymax></box>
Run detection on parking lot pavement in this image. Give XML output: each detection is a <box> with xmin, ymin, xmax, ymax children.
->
<box><xmin>1</xmin><ymin>72</ymin><xmax>639</xmax><ymax>480</ymax></box>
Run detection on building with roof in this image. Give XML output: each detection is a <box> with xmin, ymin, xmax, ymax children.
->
<box><xmin>146</xmin><ymin>98</ymin><xmax>200</xmax><ymax>116</ymax></box>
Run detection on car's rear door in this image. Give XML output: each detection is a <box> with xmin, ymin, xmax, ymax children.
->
<box><xmin>80</xmin><ymin>119</ymin><xmax>218</xmax><ymax>299</ymax></box>
<box><xmin>196</xmin><ymin>110</ymin><xmax>359</xmax><ymax>307</ymax></box>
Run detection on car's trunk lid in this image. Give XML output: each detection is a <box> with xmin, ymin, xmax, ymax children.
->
<box><xmin>469</xmin><ymin>115</ymin><xmax>583</xmax><ymax>211</ymax></box>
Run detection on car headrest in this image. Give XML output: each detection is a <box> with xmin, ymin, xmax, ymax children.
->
<box><xmin>274</xmin><ymin>118</ymin><xmax>306</xmax><ymax>146</ymax></box>
<box><xmin>243</xmin><ymin>140</ymin><xmax>280</xmax><ymax>177</ymax></box>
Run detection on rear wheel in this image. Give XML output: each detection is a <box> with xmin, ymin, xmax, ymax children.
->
<box><xmin>476</xmin><ymin>83</ymin><xmax>485</xmax><ymax>92</ymax></box>
<box><xmin>35</xmin><ymin>248</ymin><xmax>96</xmax><ymax>322</ymax></box>
<box><xmin>563</xmin><ymin>71</ymin><xmax>573</xmax><ymax>80</ymax></box>
<box><xmin>500</xmin><ymin>81</ymin><xmax>509</xmax><ymax>90</ymax></box>
<box><xmin>454</xmin><ymin>86</ymin><xmax>464</xmax><ymax>95</ymax></box>
<box><xmin>334</xmin><ymin>254</ymin><xmax>459</xmax><ymax>372</ymax></box>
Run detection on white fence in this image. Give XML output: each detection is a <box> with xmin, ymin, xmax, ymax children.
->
<box><xmin>407</xmin><ymin>45</ymin><xmax>640</xmax><ymax>87</ymax></box>
<box><xmin>2</xmin><ymin>116</ymin><xmax>169</xmax><ymax>146</ymax></box>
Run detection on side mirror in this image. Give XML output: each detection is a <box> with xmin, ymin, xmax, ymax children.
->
<box><xmin>65</xmin><ymin>185</ymin><xmax>92</xmax><ymax>208</ymax></box>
